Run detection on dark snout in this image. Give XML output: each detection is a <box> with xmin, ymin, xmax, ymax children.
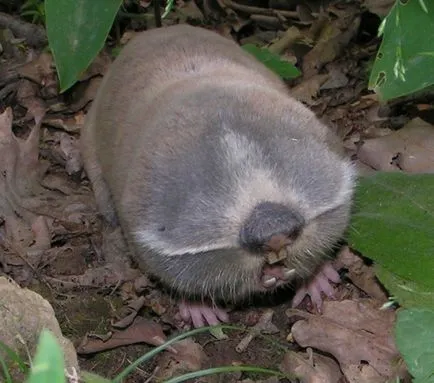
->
<box><xmin>239</xmin><ymin>201</ymin><xmax>305</xmax><ymax>254</ymax></box>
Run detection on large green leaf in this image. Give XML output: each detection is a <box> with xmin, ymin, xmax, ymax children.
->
<box><xmin>242</xmin><ymin>44</ymin><xmax>301</xmax><ymax>80</ymax></box>
<box><xmin>26</xmin><ymin>330</ymin><xmax>65</xmax><ymax>383</ymax></box>
<box><xmin>375</xmin><ymin>265</ymin><xmax>434</xmax><ymax>308</ymax></box>
<box><xmin>348</xmin><ymin>172</ymin><xmax>434</xmax><ymax>306</ymax></box>
<box><xmin>45</xmin><ymin>0</ymin><xmax>122</xmax><ymax>92</ymax></box>
<box><xmin>369</xmin><ymin>0</ymin><xmax>434</xmax><ymax>101</ymax></box>
<box><xmin>395</xmin><ymin>308</ymin><xmax>434</xmax><ymax>383</ymax></box>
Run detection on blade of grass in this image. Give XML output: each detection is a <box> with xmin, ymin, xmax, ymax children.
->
<box><xmin>0</xmin><ymin>342</ymin><xmax>28</xmax><ymax>373</ymax></box>
<box><xmin>0</xmin><ymin>357</ymin><xmax>13</xmax><ymax>383</ymax></box>
<box><xmin>113</xmin><ymin>325</ymin><xmax>245</xmax><ymax>383</ymax></box>
<box><xmin>164</xmin><ymin>365</ymin><xmax>294</xmax><ymax>383</ymax></box>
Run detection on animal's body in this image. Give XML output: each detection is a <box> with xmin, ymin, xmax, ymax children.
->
<box><xmin>81</xmin><ymin>24</ymin><xmax>355</xmax><ymax>326</ymax></box>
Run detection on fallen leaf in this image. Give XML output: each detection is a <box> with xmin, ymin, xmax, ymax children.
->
<box><xmin>335</xmin><ymin>247</ymin><xmax>388</xmax><ymax>302</ymax></box>
<box><xmin>357</xmin><ymin>117</ymin><xmax>434</xmax><ymax>173</ymax></box>
<box><xmin>76</xmin><ymin>317</ymin><xmax>168</xmax><ymax>354</ymax></box>
<box><xmin>280</xmin><ymin>349</ymin><xmax>343</xmax><ymax>383</ymax></box>
<box><xmin>362</xmin><ymin>0</ymin><xmax>394</xmax><ymax>18</ymax></box>
<box><xmin>290</xmin><ymin>74</ymin><xmax>330</xmax><ymax>105</ymax></box>
<box><xmin>155</xmin><ymin>338</ymin><xmax>208</xmax><ymax>381</ymax></box>
<box><xmin>287</xmin><ymin>299</ymin><xmax>401</xmax><ymax>382</ymax></box>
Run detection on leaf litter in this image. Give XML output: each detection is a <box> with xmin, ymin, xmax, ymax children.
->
<box><xmin>1</xmin><ymin>0</ymin><xmax>433</xmax><ymax>382</ymax></box>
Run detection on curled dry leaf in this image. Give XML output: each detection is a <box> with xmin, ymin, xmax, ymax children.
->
<box><xmin>357</xmin><ymin>117</ymin><xmax>434</xmax><ymax>173</ymax></box>
<box><xmin>302</xmin><ymin>11</ymin><xmax>360</xmax><ymax>79</ymax></box>
<box><xmin>40</xmin><ymin>245</ymin><xmax>88</xmax><ymax>276</ymax></box>
<box><xmin>0</xmin><ymin>108</ymin><xmax>48</xmax><ymax>221</ymax></box>
<box><xmin>335</xmin><ymin>247</ymin><xmax>388</xmax><ymax>302</ymax></box>
<box><xmin>280</xmin><ymin>349</ymin><xmax>343</xmax><ymax>383</ymax></box>
<box><xmin>287</xmin><ymin>299</ymin><xmax>401</xmax><ymax>382</ymax></box>
<box><xmin>15</xmin><ymin>80</ymin><xmax>47</xmax><ymax>123</ymax></box>
<box><xmin>362</xmin><ymin>0</ymin><xmax>394</xmax><ymax>18</ymax></box>
<box><xmin>43</xmin><ymin>114</ymin><xmax>84</xmax><ymax>134</ymax></box>
<box><xmin>154</xmin><ymin>338</ymin><xmax>208</xmax><ymax>382</ymax></box>
<box><xmin>76</xmin><ymin>317</ymin><xmax>168</xmax><ymax>355</ymax></box>
<box><xmin>112</xmin><ymin>296</ymin><xmax>146</xmax><ymax>329</ymax></box>
<box><xmin>16</xmin><ymin>52</ymin><xmax>58</xmax><ymax>98</ymax></box>
<box><xmin>290</xmin><ymin>74</ymin><xmax>330</xmax><ymax>105</ymax></box>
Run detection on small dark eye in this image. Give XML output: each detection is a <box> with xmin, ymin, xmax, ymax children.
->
<box><xmin>158</xmin><ymin>226</ymin><xmax>166</xmax><ymax>232</ymax></box>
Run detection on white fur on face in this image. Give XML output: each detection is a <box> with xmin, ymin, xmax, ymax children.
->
<box><xmin>133</xmin><ymin>125</ymin><xmax>356</xmax><ymax>258</ymax></box>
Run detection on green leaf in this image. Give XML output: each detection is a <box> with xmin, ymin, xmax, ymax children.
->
<box><xmin>348</xmin><ymin>172</ymin><xmax>434</xmax><ymax>307</ymax></box>
<box><xmin>242</xmin><ymin>44</ymin><xmax>301</xmax><ymax>80</ymax></box>
<box><xmin>26</xmin><ymin>330</ymin><xmax>65</xmax><ymax>383</ymax></box>
<box><xmin>0</xmin><ymin>341</ymin><xmax>28</xmax><ymax>374</ymax></box>
<box><xmin>45</xmin><ymin>0</ymin><xmax>123</xmax><ymax>92</ymax></box>
<box><xmin>395</xmin><ymin>308</ymin><xmax>434</xmax><ymax>383</ymax></box>
<box><xmin>369</xmin><ymin>0</ymin><xmax>434</xmax><ymax>100</ymax></box>
<box><xmin>375</xmin><ymin>265</ymin><xmax>434</xmax><ymax>308</ymax></box>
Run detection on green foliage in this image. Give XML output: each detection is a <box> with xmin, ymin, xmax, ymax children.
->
<box><xmin>5</xmin><ymin>326</ymin><xmax>291</xmax><ymax>382</ymax></box>
<box><xmin>242</xmin><ymin>44</ymin><xmax>301</xmax><ymax>80</ymax></box>
<box><xmin>348</xmin><ymin>172</ymin><xmax>434</xmax><ymax>307</ymax></box>
<box><xmin>20</xmin><ymin>0</ymin><xmax>45</xmax><ymax>24</ymax></box>
<box><xmin>349</xmin><ymin>171</ymin><xmax>434</xmax><ymax>382</ymax></box>
<box><xmin>44</xmin><ymin>0</ymin><xmax>123</xmax><ymax>92</ymax></box>
<box><xmin>395</xmin><ymin>308</ymin><xmax>434</xmax><ymax>383</ymax></box>
<box><xmin>0</xmin><ymin>341</ymin><xmax>29</xmax><ymax>380</ymax></box>
<box><xmin>369</xmin><ymin>0</ymin><xmax>434</xmax><ymax>100</ymax></box>
<box><xmin>26</xmin><ymin>330</ymin><xmax>65</xmax><ymax>383</ymax></box>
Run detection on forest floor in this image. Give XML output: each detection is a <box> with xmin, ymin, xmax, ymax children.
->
<box><xmin>1</xmin><ymin>0</ymin><xmax>433</xmax><ymax>382</ymax></box>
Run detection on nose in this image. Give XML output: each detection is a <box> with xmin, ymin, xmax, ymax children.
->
<box><xmin>239</xmin><ymin>201</ymin><xmax>305</xmax><ymax>253</ymax></box>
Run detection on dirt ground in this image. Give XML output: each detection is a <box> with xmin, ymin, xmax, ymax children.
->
<box><xmin>1</xmin><ymin>0</ymin><xmax>432</xmax><ymax>382</ymax></box>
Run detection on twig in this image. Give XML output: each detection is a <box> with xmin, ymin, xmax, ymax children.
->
<box><xmin>221</xmin><ymin>0</ymin><xmax>318</xmax><ymax>20</ymax></box>
<box><xmin>268</xmin><ymin>26</ymin><xmax>303</xmax><ymax>54</ymax></box>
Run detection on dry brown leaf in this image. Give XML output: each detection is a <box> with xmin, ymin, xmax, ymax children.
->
<box><xmin>290</xmin><ymin>74</ymin><xmax>330</xmax><ymax>105</ymax></box>
<box><xmin>16</xmin><ymin>52</ymin><xmax>58</xmax><ymax>98</ymax></box>
<box><xmin>280</xmin><ymin>349</ymin><xmax>343</xmax><ymax>383</ymax></box>
<box><xmin>112</xmin><ymin>296</ymin><xmax>146</xmax><ymax>329</ymax></box>
<box><xmin>320</xmin><ymin>67</ymin><xmax>349</xmax><ymax>90</ymax></box>
<box><xmin>155</xmin><ymin>338</ymin><xmax>208</xmax><ymax>381</ymax></box>
<box><xmin>287</xmin><ymin>299</ymin><xmax>401</xmax><ymax>382</ymax></box>
<box><xmin>357</xmin><ymin>117</ymin><xmax>434</xmax><ymax>173</ymax></box>
<box><xmin>76</xmin><ymin>317</ymin><xmax>168</xmax><ymax>354</ymax></box>
<box><xmin>362</xmin><ymin>0</ymin><xmax>394</xmax><ymax>18</ymax></box>
<box><xmin>15</xmin><ymin>80</ymin><xmax>47</xmax><ymax>122</ymax></box>
<box><xmin>335</xmin><ymin>247</ymin><xmax>388</xmax><ymax>302</ymax></box>
<box><xmin>43</xmin><ymin>114</ymin><xmax>84</xmax><ymax>134</ymax></box>
<box><xmin>0</xmin><ymin>108</ymin><xmax>48</xmax><ymax>228</ymax></box>
<box><xmin>40</xmin><ymin>245</ymin><xmax>88</xmax><ymax>276</ymax></box>
<box><xmin>302</xmin><ymin>14</ymin><xmax>360</xmax><ymax>79</ymax></box>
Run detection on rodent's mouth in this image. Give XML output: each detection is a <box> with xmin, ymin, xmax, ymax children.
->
<box><xmin>259</xmin><ymin>260</ymin><xmax>296</xmax><ymax>290</ymax></box>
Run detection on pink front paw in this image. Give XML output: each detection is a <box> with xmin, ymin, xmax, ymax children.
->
<box><xmin>178</xmin><ymin>301</ymin><xmax>230</xmax><ymax>328</ymax></box>
<box><xmin>291</xmin><ymin>262</ymin><xmax>341</xmax><ymax>311</ymax></box>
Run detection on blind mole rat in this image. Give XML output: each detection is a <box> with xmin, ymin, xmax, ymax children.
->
<box><xmin>81</xmin><ymin>24</ymin><xmax>356</xmax><ymax>328</ymax></box>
